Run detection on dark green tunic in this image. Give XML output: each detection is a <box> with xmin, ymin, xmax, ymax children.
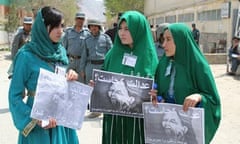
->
<box><xmin>102</xmin><ymin>11</ymin><xmax>158</xmax><ymax>144</ymax></box>
<box><xmin>155</xmin><ymin>23</ymin><xmax>221</xmax><ymax>144</ymax></box>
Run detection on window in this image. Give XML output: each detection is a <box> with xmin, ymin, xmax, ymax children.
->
<box><xmin>178</xmin><ymin>13</ymin><xmax>194</xmax><ymax>22</ymax></box>
<box><xmin>197</xmin><ymin>9</ymin><xmax>221</xmax><ymax>21</ymax></box>
<box><xmin>156</xmin><ymin>17</ymin><xmax>165</xmax><ymax>25</ymax></box>
<box><xmin>166</xmin><ymin>15</ymin><xmax>176</xmax><ymax>23</ymax></box>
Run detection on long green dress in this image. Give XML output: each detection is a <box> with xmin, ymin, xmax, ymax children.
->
<box><xmin>155</xmin><ymin>23</ymin><xmax>221</xmax><ymax>144</ymax></box>
<box><xmin>8</xmin><ymin>8</ymin><xmax>79</xmax><ymax>144</ymax></box>
<box><xmin>102</xmin><ymin>11</ymin><xmax>158</xmax><ymax>144</ymax></box>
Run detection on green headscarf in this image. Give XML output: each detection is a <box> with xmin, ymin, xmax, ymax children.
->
<box><xmin>102</xmin><ymin>11</ymin><xmax>158</xmax><ymax>144</ymax></box>
<box><xmin>104</xmin><ymin>11</ymin><xmax>158</xmax><ymax>77</ymax></box>
<box><xmin>18</xmin><ymin>8</ymin><xmax>68</xmax><ymax>65</ymax></box>
<box><xmin>156</xmin><ymin>23</ymin><xmax>221</xmax><ymax>143</ymax></box>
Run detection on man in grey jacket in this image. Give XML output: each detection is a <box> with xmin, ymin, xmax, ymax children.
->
<box><xmin>11</xmin><ymin>16</ymin><xmax>32</xmax><ymax>59</ymax></box>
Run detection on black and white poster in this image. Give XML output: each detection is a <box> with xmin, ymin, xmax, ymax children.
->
<box><xmin>90</xmin><ymin>69</ymin><xmax>154</xmax><ymax>118</ymax></box>
<box><xmin>143</xmin><ymin>102</ymin><xmax>204</xmax><ymax>144</ymax></box>
<box><xmin>31</xmin><ymin>68</ymin><xmax>93</xmax><ymax>130</ymax></box>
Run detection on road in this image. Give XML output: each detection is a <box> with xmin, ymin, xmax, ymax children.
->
<box><xmin>1</xmin><ymin>50</ymin><xmax>240</xmax><ymax>144</ymax></box>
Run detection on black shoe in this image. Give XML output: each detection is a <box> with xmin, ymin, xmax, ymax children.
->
<box><xmin>86</xmin><ymin>112</ymin><xmax>101</xmax><ymax>118</ymax></box>
<box><xmin>227</xmin><ymin>72</ymin><xmax>236</xmax><ymax>76</ymax></box>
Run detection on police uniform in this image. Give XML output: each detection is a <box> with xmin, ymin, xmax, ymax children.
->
<box><xmin>81</xmin><ymin>19</ymin><xmax>112</xmax><ymax>118</ymax></box>
<box><xmin>80</xmin><ymin>19</ymin><xmax>113</xmax><ymax>84</ymax></box>
<box><xmin>11</xmin><ymin>17</ymin><xmax>32</xmax><ymax>59</ymax></box>
<box><xmin>192</xmin><ymin>23</ymin><xmax>200</xmax><ymax>45</ymax></box>
<box><xmin>62</xmin><ymin>12</ymin><xmax>91</xmax><ymax>83</ymax></box>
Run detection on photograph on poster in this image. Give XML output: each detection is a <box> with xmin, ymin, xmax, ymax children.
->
<box><xmin>90</xmin><ymin>69</ymin><xmax>154</xmax><ymax>117</ymax></box>
<box><xmin>31</xmin><ymin>68</ymin><xmax>93</xmax><ymax>129</ymax></box>
<box><xmin>143</xmin><ymin>102</ymin><xmax>204</xmax><ymax>144</ymax></box>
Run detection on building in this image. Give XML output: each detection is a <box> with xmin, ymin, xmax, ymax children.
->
<box><xmin>0</xmin><ymin>0</ymin><xmax>9</xmax><ymax>24</ymax></box>
<box><xmin>144</xmin><ymin>0</ymin><xmax>240</xmax><ymax>54</ymax></box>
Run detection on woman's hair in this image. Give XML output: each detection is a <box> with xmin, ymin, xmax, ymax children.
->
<box><xmin>41</xmin><ymin>6</ymin><xmax>63</xmax><ymax>33</ymax></box>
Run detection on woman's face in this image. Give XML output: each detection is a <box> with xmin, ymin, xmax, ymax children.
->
<box><xmin>118</xmin><ymin>21</ymin><xmax>133</xmax><ymax>47</ymax></box>
<box><xmin>162</xmin><ymin>30</ymin><xmax>176</xmax><ymax>57</ymax></box>
<box><xmin>49</xmin><ymin>21</ymin><xmax>64</xmax><ymax>43</ymax></box>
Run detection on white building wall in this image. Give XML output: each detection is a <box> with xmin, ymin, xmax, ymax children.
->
<box><xmin>144</xmin><ymin>0</ymin><xmax>240</xmax><ymax>53</ymax></box>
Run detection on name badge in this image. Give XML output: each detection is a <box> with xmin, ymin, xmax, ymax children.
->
<box><xmin>55</xmin><ymin>65</ymin><xmax>66</xmax><ymax>77</ymax></box>
<box><xmin>122</xmin><ymin>53</ymin><xmax>137</xmax><ymax>67</ymax></box>
<box><xmin>79</xmin><ymin>36</ymin><xmax>85</xmax><ymax>40</ymax></box>
<box><xmin>165</xmin><ymin>62</ymin><xmax>172</xmax><ymax>76</ymax></box>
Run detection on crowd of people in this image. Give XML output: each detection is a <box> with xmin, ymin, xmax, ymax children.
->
<box><xmin>8</xmin><ymin>6</ymin><xmax>222</xmax><ymax>144</ymax></box>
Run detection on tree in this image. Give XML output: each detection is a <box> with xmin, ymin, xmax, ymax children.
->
<box><xmin>30</xmin><ymin>0</ymin><xmax>78</xmax><ymax>26</ymax></box>
<box><xmin>4</xmin><ymin>3</ymin><xmax>18</xmax><ymax>33</ymax></box>
<box><xmin>4</xmin><ymin>0</ymin><xmax>78</xmax><ymax>47</ymax></box>
<box><xmin>5</xmin><ymin>0</ymin><xmax>78</xmax><ymax>32</ymax></box>
<box><xmin>104</xmin><ymin>0</ymin><xmax>144</xmax><ymax>22</ymax></box>
<box><xmin>4</xmin><ymin>2</ymin><xmax>19</xmax><ymax>48</ymax></box>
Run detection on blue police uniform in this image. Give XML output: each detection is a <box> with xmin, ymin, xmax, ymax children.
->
<box><xmin>62</xmin><ymin>27</ymin><xmax>91</xmax><ymax>82</ymax></box>
<box><xmin>80</xmin><ymin>32</ymin><xmax>112</xmax><ymax>84</ymax></box>
<box><xmin>11</xmin><ymin>30</ymin><xmax>31</xmax><ymax>59</ymax></box>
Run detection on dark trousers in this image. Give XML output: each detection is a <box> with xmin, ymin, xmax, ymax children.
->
<box><xmin>231</xmin><ymin>58</ymin><xmax>240</xmax><ymax>73</ymax></box>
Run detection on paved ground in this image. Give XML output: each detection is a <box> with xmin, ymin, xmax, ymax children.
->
<box><xmin>1</xmin><ymin>50</ymin><xmax>240</xmax><ymax>144</ymax></box>
<box><xmin>0</xmin><ymin>31</ymin><xmax>9</xmax><ymax>44</ymax></box>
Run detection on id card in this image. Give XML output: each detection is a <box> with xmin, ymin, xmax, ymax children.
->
<box><xmin>122</xmin><ymin>53</ymin><xmax>137</xmax><ymax>67</ymax></box>
<box><xmin>55</xmin><ymin>65</ymin><xmax>66</xmax><ymax>77</ymax></box>
<box><xmin>165</xmin><ymin>62</ymin><xmax>172</xmax><ymax>76</ymax></box>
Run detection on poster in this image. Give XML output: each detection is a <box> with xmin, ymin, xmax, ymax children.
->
<box><xmin>143</xmin><ymin>102</ymin><xmax>204</xmax><ymax>144</ymax></box>
<box><xmin>31</xmin><ymin>68</ymin><xmax>93</xmax><ymax>129</ymax></box>
<box><xmin>90</xmin><ymin>69</ymin><xmax>154</xmax><ymax>118</ymax></box>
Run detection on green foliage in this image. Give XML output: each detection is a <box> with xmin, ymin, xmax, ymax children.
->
<box><xmin>104</xmin><ymin>0</ymin><xmax>144</xmax><ymax>20</ymax></box>
<box><xmin>4</xmin><ymin>2</ymin><xmax>18</xmax><ymax>32</ymax></box>
<box><xmin>30</xmin><ymin>0</ymin><xmax>78</xmax><ymax>26</ymax></box>
<box><xmin>4</xmin><ymin>0</ymin><xmax>78</xmax><ymax>32</ymax></box>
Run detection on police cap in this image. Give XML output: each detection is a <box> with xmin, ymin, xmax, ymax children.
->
<box><xmin>23</xmin><ymin>16</ymin><xmax>33</xmax><ymax>24</ymax></box>
<box><xmin>75</xmin><ymin>12</ymin><xmax>85</xmax><ymax>19</ymax></box>
<box><xmin>87</xmin><ymin>19</ymin><xmax>102</xmax><ymax>29</ymax></box>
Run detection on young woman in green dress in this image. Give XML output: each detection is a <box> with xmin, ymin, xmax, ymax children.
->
<box><xmin>101</xmin><ymin>11</ymin><xmax>159</xmax><ymax>144</ymax></box>
<box><xmin>9</xmin><ymin>6</ymin><xmax>79</xmax><ymax>144</ymax></box>
<box><xmin>152</xmin><ymin>23</ymin><xmax>221</xmax><ymax>144</ymax></box>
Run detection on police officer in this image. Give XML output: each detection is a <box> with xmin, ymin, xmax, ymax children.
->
<box><xmin>192</xmin><ymin>23</ymin><xmax>200</xmax><ymax>45</ymax></box>
<box><xmin>62</xmin><ymin>12</ymin><xmax>91</xmax><ymax>83</ymax></box>
<box><xmin>80</xmin><ymin>19</ymin><xmax>112</xmax><ymax>118</ymax></box>
<box><xmin>11</xmin><ymin>16</ymin><xmax>32</xmax><ymax>59</ymax></box>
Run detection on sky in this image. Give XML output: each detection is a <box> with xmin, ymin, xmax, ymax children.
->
<box><xmin>78</xmin><ymin>0</ymin><xmax>106</xmax><ymax>23</ymax></box>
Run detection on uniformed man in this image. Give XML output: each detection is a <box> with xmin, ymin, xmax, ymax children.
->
<box><xmin>62</xmin><ymin>12</ymin><xmax>91</xmax><ymax>83</ymax></box>
<box><xmin>11</xmin><ymin>16</ymin><xmax>32</xmax><ymax>59</ymax></box>
<box><xmin>192</xmin><ymin>23</ymin><xmax>200</xmax><ymax>45</ymax></box>
<box><xmin>80</xmin><ymin>19</ymin><xmax>112</xmax><ymax>118</ymax></box>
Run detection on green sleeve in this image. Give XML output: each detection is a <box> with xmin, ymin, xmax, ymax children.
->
<box><xmin>9</xmin><ymin>52</ymin><xmax>34</xmax><ymax>133</ymax></box>
<box><xmin>195</xmin><ymin>63</ymin><xmax>221</xmax><ymax>143</ymax></box>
